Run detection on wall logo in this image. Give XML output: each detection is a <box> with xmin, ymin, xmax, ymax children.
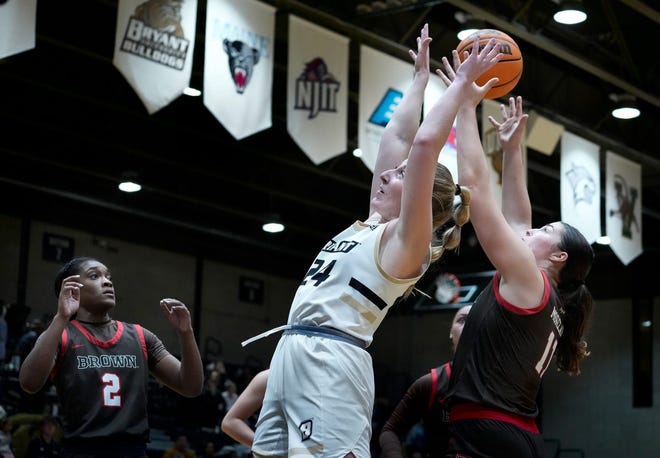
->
<box><xmin>293</xmin><ymin>57</ymin><xmax>340</xmax><ymax>119</ymax></box>
<box><xmin>119</xmin><ymin>0</ymin><xmax>190</xmax><ymax>70</ymax></box>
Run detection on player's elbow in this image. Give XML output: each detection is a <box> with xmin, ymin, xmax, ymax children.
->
<box><xmin>19</xmin><ymin>377</ymin><xmax>43</xmax><ymax>394</ymax></box>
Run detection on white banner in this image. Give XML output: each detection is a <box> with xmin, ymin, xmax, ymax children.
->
<box><xmin>560</xmin><ymin>132</ymin><xmax>600</xmax><ymax>243</ymax></box>
<box><xmin>357</xmin><ymin>45</ymin><xmax>411</xmax><ymax>172</ymax></box>
<box><xmin>425</xmin><ymin>74</ymin><xmax>458</xmax><ymax>182</ymax></box>
<box><xmin>0</xmin><ymin>0</ymin><xmax>37</xmax><ymax>59</ymax></box>
<box><xmin>113</xmin><ymin>0</ymin><xmax>198</xmax><ymax>114</ymax></box>
<box><xmin>606</xmin><ymin>151</ymin><xmax>642</xmax><ymax>265</ymax></box>
<box><xmin>287</xmin><ymin>15</ymin><xmax>349</xmax><ymax>165</ymax></box>
<box><xmin>204</xmin><ymin>0</ymin><xmax>275</xmax><ymax>140</ymax></box>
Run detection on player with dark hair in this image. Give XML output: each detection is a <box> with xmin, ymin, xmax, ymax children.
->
<box><xmin>247</xmin><ymin>26</ymin><xmax>502</xmax><ymax>458</ymax></box>
<box><xmin>19</xmin><ymin>257</ymin><xmax>204</xmax><ymax>458</ymax></box>
<box><xmin>379</xmin><ymin>305</ymin><xmax>471</xmax><ymax>457</ymax></box>
<box><xmin>437</xmin><ymin>47</ymin><xmax>595</xmax><ymax>456</ymax></box>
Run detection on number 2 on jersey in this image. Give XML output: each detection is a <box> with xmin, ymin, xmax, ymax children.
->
<box><xmin>102</xmin><ymin>373</ymin><xmax>121</xmax><ymax>407</ymax></box>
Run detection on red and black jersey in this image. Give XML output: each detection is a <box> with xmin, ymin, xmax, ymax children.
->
<box><xmin>379</xmin><ymin>362</ymin><xmax>452</xmax><ymax>458</ymax></box>
<box><xmin>446</xmin><ymin>271</ymin><xmax>562</xmax><ymax>419</ymax></box>
<box><xmin>51</xmin><ymin>320</ymin><xmax>150</xmax><ymax>445</ymax></box>
<box><xmin>423</xmin><ymin>362</ymin><xmax>452</xmax><ymax>456</ymax></box>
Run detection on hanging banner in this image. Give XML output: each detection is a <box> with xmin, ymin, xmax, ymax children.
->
<box><xmin>204</xmin><ymin>0</ymin><xmax>275</xmax><ymax>140</ymax></box>
<box><xmin>287</xmin><ymin>15</ymin><xmax>349</xmax><ymax>165</ymax></box>
<box><xmin>357</xmin><ymin>45</ymin><xmax>411</xmax><ymax>172</ymax></box>
<box><xmin>606</xmin><ymin>151</ymin><xmax>642</xmax><ymax>265</ymax></box>
<box><xmin>0</xmin><ymin>0</ymin><xmax>37</xmax><ymax>59</ymax></box>
<box><xmin>560</xmin><ymin>132</ymin><xmax>600</xmax><ymax>243</ymax></box>
<box><xmin>113</xmin><ymin>0</ymin><xmax>198</xmax><ymax>114</ymax></box>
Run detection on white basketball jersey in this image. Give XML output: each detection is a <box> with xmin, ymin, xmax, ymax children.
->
<box><xmin>287</xmin><ymin>221</ymin><xmax>428</xmax><ymax>346</ymax></box>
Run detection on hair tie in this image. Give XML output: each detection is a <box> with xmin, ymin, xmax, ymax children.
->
<box><xmin>455</xmin><ymin>184</ymin><xmax>462</xmax><ymax>196</ymax></box>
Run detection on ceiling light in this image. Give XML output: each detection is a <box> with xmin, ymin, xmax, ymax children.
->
<box><xmin>118</xmin><ymin>171</ymin><xmax>142</xmax><ymax>193</ymax></box>
<box><xmin>609</xmin><ymin>93</ymin><xmax>640</xmax><ymax>119</ymax></box>
<box><xmin>596</xmin><ymin>235</ymin><xmax>610</xmax><ymax>245</ymax></box>
<box><xmin>454</xmin><ymin>12</ymin><xmax>486</xmax><ymax>41</ymax></box>
<box><xmin>183</xmin><ymin>87</ymin><xmax>201</xmax><ymax>97</ymax></box>
<box><xmin>553</xmin><ymin>1</ymin><xmax>587</xmax><ymax>25</ymax></box>
<box><xmin>262</xmin><ymin>214</ymin><xmax>285</xmax><ymax>233</ymax></box>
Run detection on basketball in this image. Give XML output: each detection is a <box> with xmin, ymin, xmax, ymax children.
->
<box><xmin>455</xmin><ymin>29</ymin><xmax>523</xmax><ymax>99</ymax></box>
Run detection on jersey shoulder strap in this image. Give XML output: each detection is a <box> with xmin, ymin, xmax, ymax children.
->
<box><xmin>428</xmin><ymin>362</ymin><xmax>452</xmax><ymax>411</ymax></box>
<box><xmin>428</xmin><ymin>367</ymin><xmax>439</xmax><ymax>410</ymax></box>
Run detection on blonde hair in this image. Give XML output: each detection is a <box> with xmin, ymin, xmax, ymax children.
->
<box><xmin>430</xmin><ymin>163</ymin><xmax>470</xmax><ymax>263</ymax></box>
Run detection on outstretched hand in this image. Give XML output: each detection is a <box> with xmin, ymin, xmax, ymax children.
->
<box><xmin>160</xmin><ymin>298</ymin><xmax>193</xmax><ymax>333</ymax></box>
<box><xmin>489</xmin><ymin>96</ymin><xmax>528</xmax><ymax>151</ymax></box>
<box><xmin>408</xmin><ymin>23</ymin><xmax>431</xmax><ymax>79</ymax></box>
<box><xmin>435</xmin><ymin>35</ymin><xmax>502</xmax><ymax>105</ymax></box>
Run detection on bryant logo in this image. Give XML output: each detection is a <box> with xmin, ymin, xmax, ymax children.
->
<box><xmin>299</xmin><ymin>419</ymin><xmax>313</xmax><ymax>441</ymax></box>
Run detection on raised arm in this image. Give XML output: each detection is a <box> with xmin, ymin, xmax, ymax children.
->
<box><xmin>151</xmin><ymin>298</ymin><xmax>204</xmax><ymax>397</ymax></box>
<box><xmin>379</xmin><ymin>37</ymin><xmax>501</xmax><ymax>279</ymax></box>
<box><xmin>490</xmin><ymin>96</ymin><xmax>530</xmax><ymax>232</ymax></box>
<box><xmin>221</xmin><ymin>369</ymin><xmax>269</xmax><ymax>447</ymax></box>
<box><xmin>19</xmin><ymin>275</ymin><xmax>82</xmax><ymax>393</ymax></box>
<box><xmin>369</xmin><ymin>23</ymin><xmax>431</xmax><ymax>213</ymax></box>
<box><xmin>449</xmin><ymin>58</ymin><xmax>543</xmax><ymax>308</ymax></box>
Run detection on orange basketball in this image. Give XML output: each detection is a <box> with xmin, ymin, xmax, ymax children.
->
<box><xmin>455</xmin><ymin>29</ymin><xmax>523</xmax><ymax>99</ymax></box>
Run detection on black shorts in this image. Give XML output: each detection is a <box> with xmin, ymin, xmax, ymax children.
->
<box><xmin>445</xmin><ymin>418</ymin><xmax>547</xmax><ymax>458</ymax></box>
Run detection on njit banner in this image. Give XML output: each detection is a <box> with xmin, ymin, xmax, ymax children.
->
<box><xmin>287</xmin><ymin>15</ymin><xmax>349</xmax><ymax>165</ymax></box>
<box><xmin>204</xmin><ymin>0</ymin><xmax>275</xmax><ymax>140</ymax></box>
<box><xmin>113</xmin><ymin>0</ymin><xmax>198</xmax><ymax>114</ymax></box>
<box><xmin>357</xmin><ymin>45</ymin><xmax>411</xmax><ymax>172</ymax></box>
<box><xmin>606</xmin><ymin>150</ymin><xmax>642</xmax><ymax>265</ymax></box>
<box><xmin>0</xmin><ymin>0</ymin><xmax>37</xmax><ymax>59</ymax></box>
<box><xmin>560</xmin><ymin>132</ymin><xmax>600</xmax><ymax>243</ymax></box>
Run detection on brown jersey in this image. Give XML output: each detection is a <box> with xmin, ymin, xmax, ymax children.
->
<box><xmin>51</xmin><ymin>320</ymin><xmax>152</xmax><ymax>446</ymax></box>
<box><xmin>446</xmin><ymin>271</ymin><xmax>562</xmax><ymax>418</ymax></box>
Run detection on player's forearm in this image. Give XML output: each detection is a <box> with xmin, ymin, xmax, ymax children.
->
<box><xmin>221</xmin><ymin>418</ymin><xmax>255</xmax><ymax>447</ymax></box>
<box><xmin>176</xmin><ymin>329</ymin><xmax>204</xmax><ymax>396</ymax></box>
<box><xmin>19</xmin><ymin>315</ymin><xmax>68</xmax><ymax>393</ymax></box>
<box><xmin>501</xmin><ymin>147</ymin><xmax>532</xmax><ymax>227</ymax></box>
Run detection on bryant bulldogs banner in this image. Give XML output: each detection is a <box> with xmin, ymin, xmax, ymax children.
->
<box><xmin>113</xmin><ymin>0</ymin><xmax>198</xmax><ymax>114</ymax></box>
<box><xmin>560</xmin><ymin>132</ymin><xmax>600</xmax><ymax>244</ymax></box>
<box><xmin>357</xmin><ymin>45</ymin><xmax>412</xmax><ymax>172</ymax></box>
<box><xmin>204</xmin><ymin>0</ymin><xmax>275</xmax><ymax>140</ymax></box>
<box><xmin>0</xmin><ymin>0</ymin><xmax>37</xmax><ymax>59</ymax></box>
<box><xmin>287</xmin><ymin>15</ymin><xmax>349</xmax><ymax>165</ymax></box>
<box><xmin>606</xmin><ymin>151</ymin><xmax>642</xmax><ymax>265</ymax></box>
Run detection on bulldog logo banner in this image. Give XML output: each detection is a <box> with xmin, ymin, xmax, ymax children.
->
<box><xmin>0</xmin><ymin>0</ymin><xmax>37</xmax><ymax>59</ymax></box>
<box><xmin>204</xmin><ymin>0</ymin><xmax>275</xmax><ymax>140</ymax></box>
<box><xmin>287</xmin><ymin>15</ymin><xmax>349</xmax><ymax>165</ymax></box>
<box><xmin>113</xmin><ymin>0</ymin><xmax>198</xmax><ymax>114</ymax></box>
